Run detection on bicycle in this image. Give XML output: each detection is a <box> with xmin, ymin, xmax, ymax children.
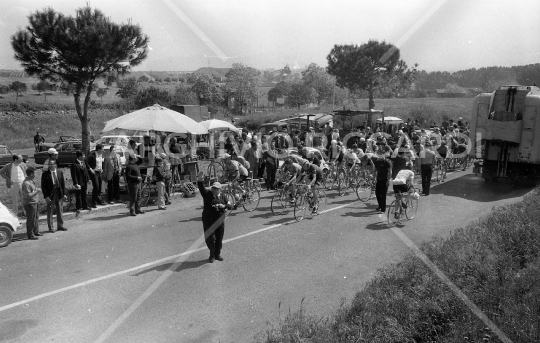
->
<box><xmin>355</xmin><ymin>168</ymin><xmax>376</xmax><ymax>201</ymax></box>
<box><xmin>387</xmin><ymin>186</ymin><xmax>419</xmax><ymax>227</ymax></box>
<box><xmin>433</xmin><ymin>158</ymin><xmax>447</xmax><ymax>183</ymax></box>
<box><xmin>294</xmin><ymin>182</ymin><xmax>327</xmax><ymax>222</ymax></box>
<box><xmin>222</xmin><ymin>178</ymin><xmax>261</xmax><ymax>214</ymax></box>
<box><xmin>270</xmin><ymin>179</ymin><xmax>295</xmax><ymax>215</ymax></box>
<box><xmin>336</xmin><ymin>164</ymin><xmax>361</xmax><ymax>196</ymax></box>
<box><xmin>139</xmin><ymin>174</ymin><xmax>158</xmax><ymax>207</ymax></box>
<box><xmin>207</xmin><ymin>158</ymin><xmax>225</xmax><ymax>185</ymax></box>
<box><xmin>323</xmin><ymin>161</ymin><xmax>339</xmax><ymax>190</ymax></box>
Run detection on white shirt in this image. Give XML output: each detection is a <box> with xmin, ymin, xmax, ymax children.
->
<box><xmin>52</xmin><ymin>170</ymin><xmax>59</xmax><ymax>187</ymax></box>
<box><xmin>393</xmin><ymin>170</ymin><xmax>414</xmax><ymax>185</ymax></box>
<box><xmin>95</xmin><ymin>153</ymin><xmax>104</xmax><ymax>172</ymax></box>
<box><xmin>11</xmin><ymin>164</ymin><xmax>25</xmax><ymax>184</ymax></box>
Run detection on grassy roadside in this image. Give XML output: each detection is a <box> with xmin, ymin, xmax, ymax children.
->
<box><xmin>256</xmin><ymin>187</ymin><xmax>540</xmax><ymax>342</ymax></box>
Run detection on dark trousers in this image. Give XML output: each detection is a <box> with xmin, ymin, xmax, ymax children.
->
<box><xmin>74</xmin><ymin>184</ymin><xmax>88</xmax><ymax>210</ymax></box>
<box><xmin>89</xmin><ymin>171</ymin><xmax>102</xmax><ymax>205</ymax></box>
<box><xmin>421</xmin><ymin>164</ymin><xmax>433</xmax><ymax>195</ymax></box>
<box><xmin>258</xmin><ymin>162</ymin><xmax>266</xmax><ymax>179</ymax></box>
<box><xmin>375</xmin><ymin>179</ymin><xmax>389</xmax><ymax>211</ymax></box>
<box><xmin>266</xmin><ymin>167</ymin><xmax>277</xmax><ymax>190</ymax></box>
<box><xmin>23</xmin><ymin>203</ymin><xmax>39</xmax><ymax>237</ymax></box>
<box><xmin>47</xmin><ymin>188</ymin><xmax>64</xmax><ymax>230</ymax></box>
<box><xmin>107</xmin><ymin>172</ymin><xmax>120</xmax><ymax>201</ymax></box>
<box><xmin>128</xmin><ymin>182</ymin><xmax>141</xmax><ymax>213</ymax></box>
<box><xmin>203</xmin><ymin>216</ymin><xmax>225</xmax><ymax>258</ymax></box>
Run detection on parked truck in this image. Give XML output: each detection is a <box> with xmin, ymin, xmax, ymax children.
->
<box><xmin>469</xmin><ymin>85</ymin><xmax>540</xmax><ymax>184</ymax></box>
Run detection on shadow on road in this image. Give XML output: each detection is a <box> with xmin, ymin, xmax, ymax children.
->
<box><xmin>0</xmin><ymin>319</ymin><xmax>39</xmax><ymax>343</ymax></box>
<box><xmin>341</xmin><ymin>209</ymin><xmax>378</xmax><ymax>219</ymax></box>
<box><xmin>132</xmin><ymin>260</ymin><xmax>207</xmax><ymax>276</ymax></box>
<box><xmin>430</xmin><ymin>174</ymin><xmax>534</xmax><ymax>202</ymax></box>
<box><xmin>178</xmin><ymin>217</ymin><xmax>202</xmax><ymax>223</ymax></box>
<box><xmin>365</xmin><ymin>221</ymin><xmax>392</xmax><ymax>231</ymax></box>
<box><xmin>86</xmin><ymin>213</ymin><xmax>128</xmax><ymax>221</ymax></box>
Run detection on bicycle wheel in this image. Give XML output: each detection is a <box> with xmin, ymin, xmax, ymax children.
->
<box><xmin>355</xmin><ymin>178</ymin><xmax>372</xmax><ymax>201</ymax></box>
<box><xmin>387</xmin><ymin>200</ymin><xmax>400</xmax><ymax>227</ymax></box>
<box><xmin>223</xmin><ymin>192</ymin><xmax>236</xmax><ymax>216</ymax></box>
<box><xmin>337</xmin><ymin>170</ymin><xmax>348</xmax><ymax>196</ymax></box>
<box><xmin>441</xmin><ymin>163</ymin><xmax>447</xmax><ymax>181</ymax></box>
<box><xmin>207</xmin><ymin>160</ymin><xmax>225</xmax><ymax>182</ymax></box>
<box><xmin>405</xmin><ymin>197</ymin><xmax>418</xmax><ymax>220</ymax></box>
<box><xmin>242</xmin><ymin>188</ymin><xmax>260</xmax><ymax>212</ymax></box>
<box><xmin>271</xmin><ymin>191</ymin><xmax>287</xmax><ymax>215</ymax></box>
<box><xmin>316</xmin><ymin>188</ymin><xmax>327</xmax><ymax>214</ymax></box>
<box><xmin>139</xmin><ymin>183</ymin><xmax>151</xmax><ymax>207</ymax></box>
<box><xmin>294</xmin><ymin>195</ymin><xmax>307</xmax><ymax>221</ymax></box>
<box><xmin>328</xmin><ymin>168</ymin><xmax>339</xmax><ymax>190</ymax></box>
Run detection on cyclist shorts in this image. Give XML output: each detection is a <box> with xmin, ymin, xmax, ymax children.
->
<box><xmin>393</xmin><ymin>184</ymin><xmax>410</xmax><ymax>194</ymax></box>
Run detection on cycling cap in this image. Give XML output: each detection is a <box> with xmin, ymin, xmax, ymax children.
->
<box><xmin>48</xmin><ymin>148</ymin><xmax>58</xmax><ymax>155</ymax></box>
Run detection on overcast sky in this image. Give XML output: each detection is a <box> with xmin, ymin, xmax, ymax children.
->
<box><xmin>1</xmin><ymin>0</ymin><xmax>539</xmax><ymax>72</ymax></box>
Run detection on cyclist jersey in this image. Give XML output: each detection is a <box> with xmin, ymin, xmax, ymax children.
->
<box><xmin>224</xmin><ymin>160</ymin><xmax>248</xmax><ymax>180</ymax></box>
<box><xmin>303</xmin><ymin>164</ymin><xmax>323</xmax><ymax>180</ymax></box>
<box><xmin>287</xmin><ymin>154</ymin><xmax>308</xmax><ymax>166</ymax></box>
<box><xmin>352</xmin><ymin>148</ymin><xmax>365</xmax><ymax>159</ymax></box>
<box><xmin>344</xmin><ymin>151</ymin><xmax>360</xmax><ymax>165</ymax></box>
<box><xmin>393</xmin><ymin>169</ymin><xmax>414</xmax><ymax>185</ymax></box>
<box><xmin>234</xmin><ymin>156</ymin><xmax>250</xmax><ymax>169</ymax></box>
<box><xmin>282</xmin><ymin>162</ymin><xmax>302</xmax><ymax>176</ymax></box>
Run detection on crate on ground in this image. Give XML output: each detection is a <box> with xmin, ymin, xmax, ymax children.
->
<box><xmin>181</xmin><ymin>181</ymin><xmax>196</xmax><ymax>197</ymax></box>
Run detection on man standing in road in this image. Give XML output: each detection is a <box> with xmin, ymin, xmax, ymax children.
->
<box><xmin>373</xmin><ymin>144</ymin><xmax>392</xmax><ymax>214</ymax></box>
<box><xmin>22</xmin><ymin>167</ymin><xmax>41</xmax><ymax>239</ymax></box>
<box><xmin>71</xmin><ymin>151</ymin><xmax>90</xmax><ymax>213</ymax></box>
<box><xmin>244</xmin><ymin>140</ymin><xmax>260</xmax><ymax>178</ymax></box>
<box><xmin>125</xmin><ymin>154</ymin><xmax>144</xmax><ymax>216</ymax></box>
<box><xmin>86</xmin><ymin>144</ymin><xmax>105</xmax><ymax>207</ymax></box>
<box><xmin>41</xmin><ymin>160</ymin><xmax>68</xmax><ymax>233</ymax></box>
<box><xmin>197</xmin><ymin>171</ymin><xmax>231</xmax><ymax>263</ymax></box>
<box><xmin>33</xmin><ymin>131</ymin><xmax>45</xmax><ymax>152</ymax></box>
<box><xmin>0</xmin><ymin>154</ymin><xmax>27</xmax><ymax>216</ymax></box>
<box><xmin>103</xmin><ymin>146</ymin><xmax>121</xmax><ymax>204</ymax></box>
<box><xmin>420</xmin><ymin>142</ymin><xmax>436</xmax><ymax>195</ymax></box>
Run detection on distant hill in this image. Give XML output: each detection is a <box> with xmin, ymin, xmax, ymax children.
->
<box><xmin>192</xmin><ymin>67</ymin><xmax>230</xmax><ymax>79</ymax></box>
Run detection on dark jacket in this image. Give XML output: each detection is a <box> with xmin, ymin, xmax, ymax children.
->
<box><xmin>197</xmin><ymin>181</ymin><xmax>230</xmax><ymax>221</ymax></box>
<box><xmin>86</xmin><ymin>152</ymin><xmax>97</xmax><ymax>170</ymax></box>
<box><xmin>70</xmin><ymin>160</ymin><xmax>89</xmax><ymax>187</ymax></box>
<box><xmin>154</xmin><ymin>164</ymin><xmax>165</xmax><ymax>182</ymax></box>
<box><xmin>125</xmin><ymin>164</ymin><xmax>142</xmax><ymax>184</ymax></box>
<box><xmin>41</xmin><ymin>169</ymin><xmax>68</xmax><ymax>199</ymax></box>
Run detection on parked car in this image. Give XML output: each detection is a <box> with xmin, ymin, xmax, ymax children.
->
<box><xmin>38</xmin><ymin>135</ymin><xmax>84</xmax><ymax>152</ymax></box>
<box><xmin>34</xmin><ymin>141</ymin><xmax>84</xmax><ymax>167</ymax></box>
<box><xmin>95</xmin><ymin>135</ymin><xmax>132</xmax><ymax>148</ymax></box>
<box><xmin>0</xmin><ymin>201</ymin><xmax>21</xmax><ymax>248</ymax></box>
<box><xmin>0</xmin><ymin>145</ymin><xmax>28</xmax><ymax>167</ymax></box>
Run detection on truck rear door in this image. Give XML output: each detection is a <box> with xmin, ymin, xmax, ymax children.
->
<box><xmin>519</xmin><ymin>105</ymin><xmax>537</xmax><ymax>162</ymax></box>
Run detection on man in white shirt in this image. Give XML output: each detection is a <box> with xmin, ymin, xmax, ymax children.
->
<box><xmin>0</xmin><ymin>154</ymin><xmax>27</xmax><ymax>216</ymax></box>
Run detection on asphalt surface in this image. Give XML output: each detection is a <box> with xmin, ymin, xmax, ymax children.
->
<box><xmin>0</xmin><ymin>170</ymin><xmax>533</xmax><ymax>343</ymax></box>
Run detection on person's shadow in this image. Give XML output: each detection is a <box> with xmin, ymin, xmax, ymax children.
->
<box><xmin>132</xmin><ymin>260</ymin><xmax>207</xmax><ymax>276</ymax></box>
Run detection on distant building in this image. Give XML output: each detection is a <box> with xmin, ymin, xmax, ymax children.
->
<box><xmin>433</xmin><ymin>89</ymin><xmax>467</xmax><ymax>98</ymax></box>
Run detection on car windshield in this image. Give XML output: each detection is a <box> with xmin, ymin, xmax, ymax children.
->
<box><xmin>0</xmin><ymin>147</ymin><xmax>8</xmax><ymax>155</ymax></box>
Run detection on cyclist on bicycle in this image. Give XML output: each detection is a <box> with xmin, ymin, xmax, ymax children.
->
<box><xmin>221</xmin><ymin>153</ymin><xmax>249</xmax><ymax>202</ymax></box>
<box><xmin>280</xmin><ymin>158</ymin><xmax>303</xmax><ymax>203</ymax></box>
<box><xmin>300</xmin><ymin>160</ymin><xmax>323</xmax><ymax>214</ymax></box>
<box><xmin>231</xmin><ymin>151</ymin><xmax>251</xmax><ymax>173</ymax></box>
<box><xmin>391</xmin><ymin>163</ymin><xmax>415</xmax><ymax>219</ymax></box>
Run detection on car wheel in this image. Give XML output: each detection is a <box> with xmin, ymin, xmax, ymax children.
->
<box><xmin>0</xmin><ymin>224</ymin><xmax>13</xmax><ymax>248</ymax></box>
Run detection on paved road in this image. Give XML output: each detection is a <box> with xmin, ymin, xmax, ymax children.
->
<box><xmin>0</xmin><ymin>171</ymin><xmax>533</xmax><ymax>343</ymax></box>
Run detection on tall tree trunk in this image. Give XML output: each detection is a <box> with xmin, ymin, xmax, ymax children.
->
<box><xmin>74</xmin><ymin>84</ymin><xmax>92</xmax><ymax>154</ymax></box>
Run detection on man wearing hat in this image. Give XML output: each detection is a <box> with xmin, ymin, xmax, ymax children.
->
<box><xmin>197</xmin><ymin>171</ymin><xmax>231</xmax><ymax>263</ymax></box>
<box><xmin>42</xmin><ymin>148</ymin><xmax>59</xmax><ymax>172</ymax></box>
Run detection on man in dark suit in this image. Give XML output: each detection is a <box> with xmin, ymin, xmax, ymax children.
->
<box><xmin>70</xmin><ymin>151</ymin><xmax>90</xmax><ymax>212</ymax></box>
<box><xmin>41</xmin><ymin>160</ymin><xmax>68</xmax><ymax>232</ymax></box>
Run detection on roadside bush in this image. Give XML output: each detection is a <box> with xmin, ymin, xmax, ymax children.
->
<box><xmin>257</xmin><ymin>188</ymin><xmax>540</xmax><ymax>343</ymax></box>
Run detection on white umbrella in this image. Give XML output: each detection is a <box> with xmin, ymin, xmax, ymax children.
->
<box><xmin>199</xmin><ymin>119</ymin><xmax>240</xmax><ymax>132</ymax></box>
<box><xmin>376</xmin><ymin>116</ymin><xmax>403</xmax><ymax>124</ymax></box>
<box><xmin>102</xmin><ymin>104</ymin><xmax>208</xmax><ymax>134</ymax></box>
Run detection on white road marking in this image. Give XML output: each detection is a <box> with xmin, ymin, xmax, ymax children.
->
<box><xmin>0</xmin><ymin>200</ymin><xmax>359</xmax><ymax>314</ymax></box>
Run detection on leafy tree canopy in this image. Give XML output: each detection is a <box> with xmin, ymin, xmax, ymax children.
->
<box><xmin>225</xmin><ymin>63</ymin><xmax>260</xmax><ymax>112</ymax></box>
<box><xmin>11</xmin><ymin>6</ymin><xmax>149</xmax><ymax>152</ymax></box>
<box><xmin>301</xmin><ymin>63</ymin><xmax>334</xmax><ymax>105</ymax></box>
<box><xmin>286</xmin><ymin>80</ymin><xmax>316</xmax><ymax>109</ymax></box>
<box><xmin>327</xmin><ymin>40</ymin><xmax>416</xmax><ymax>113</ymax></box>
<box><xmin>187</xmin><ymin>73</ymin><xmax>223</xmax><ymax>106</ymax></box>
<box><xmin>116</xmin><ymin>77</ymin><xmax>139</xmax><ymax>99</ymax></box>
